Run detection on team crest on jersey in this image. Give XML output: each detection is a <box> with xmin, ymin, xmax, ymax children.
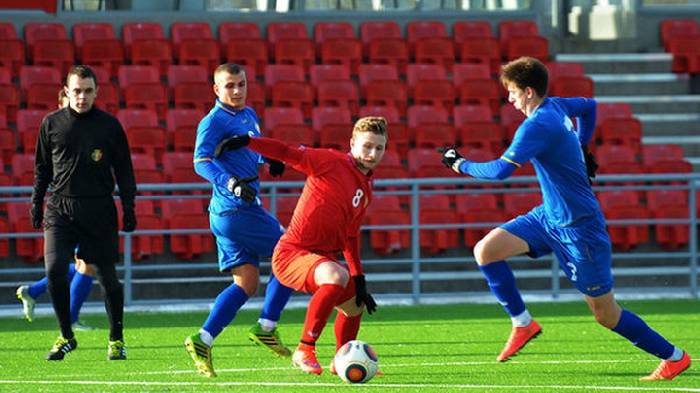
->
<box><xmin>91</xmin><ymin>149</ymin><xmax>103</xmax><ymax>162</ymax></box>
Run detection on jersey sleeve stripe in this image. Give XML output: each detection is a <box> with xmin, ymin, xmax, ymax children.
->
<box><xmin>193</xmin><ymin>157</ymin><xmax>212</xmax><ymax>163</ymax></box>
<box><xmin>500</xmin><ymin>156</ymin><xmax>521</xmax><ymax>168</ymax></box>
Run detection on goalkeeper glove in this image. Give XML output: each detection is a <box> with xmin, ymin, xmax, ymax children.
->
<box><xmin>227</xmin><ymin>176</ymin><xmax>258</xmax><ymax>203</ymax></box>
<box><xmin>268</xmin><ymin>159</ymin><xmax>285</xmax><ymax>177</ymax></box>
<box><xmin>582</xmin><ymin>145</ymin><xmax>599</xmax><ymax>184</ymax></box>
<box><xmin>353</xmin><ymin>275</ymin><xmax>377</xmax><ymax>315</ymax></box>
<box><xmin>30</xmin><ymin>203</ymin><xmax>43</xmax><ymax>230</ymax></box>
<box><xmin>214</xmin><ymin>134</ymin><xmax>251</xmax><ymax>157</ymax></box>
<box><xmin>122</xmin><ymin>204</ymin><xmax>137</xmax><ymax>232</ymax></box>
<box><xmin>437</xmin><ymin>145</ymin><xmax>466</xmax><ymax>174</ymax></box>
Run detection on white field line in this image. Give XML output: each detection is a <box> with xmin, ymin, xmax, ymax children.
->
<box><xmin>0</xmin><ymin>380</ymin><xmax>698</xmax><ymax>392</ymax></box>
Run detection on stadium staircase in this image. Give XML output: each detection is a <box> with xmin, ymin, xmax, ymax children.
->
<box><xmin>557</xmin><ymin>52</ymin><xmax>700</xmax><ymax>171</ymax></box>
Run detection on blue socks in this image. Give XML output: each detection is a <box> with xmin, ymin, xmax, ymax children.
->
<box><xmin>69</xmin><ymin>271</ymin><xmax>94</xmax><ymax>324</ymax></box>
<box><xmin>29</xmin><ymin>263</ymin><xmax>77</xmax><ymax>299</ymax></box>
<box><xmin>480</xmin><ymin>261</ymin><xmax>526</xmax><ymax>317</ymax></box>
<box><xmin>202</xmin><ymin>283</ymin><xmax>249</xmax><ymax>339</ymax></box>
<box><xmin>259</xmin><ymin>274</ymin><xmax>293</xmax><ymax>322</ymax></box>
<box><xmin>612</xmin><ymin>309</ymin><xmax>675</xmax><ymax>360</ymax></box>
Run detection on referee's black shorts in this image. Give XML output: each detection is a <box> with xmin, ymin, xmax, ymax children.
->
<box><xmin>44</xmin><ymin>195</ymin><xmax>119</xmax><ymax>265</ymax></box>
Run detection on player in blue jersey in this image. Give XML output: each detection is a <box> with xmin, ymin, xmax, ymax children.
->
<box><xmin>184</xmin><ymin>63</ymin><xmax>294</xmax><ymax>377</ymax></box>
<box><xmin>439</xmin><ymin>57</ymin><xmax>691</xmax><ymax>381</ymax></box>
<box><xmin>16</xmin><ymin>91</ymin><xmax>96</xmax><ymax>331</ymax></box>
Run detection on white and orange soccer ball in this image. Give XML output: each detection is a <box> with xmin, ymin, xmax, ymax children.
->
<box><xmin>333</xmin><ymin>340</ymin><xmax>379</xmax><ymax>384</ymax></box>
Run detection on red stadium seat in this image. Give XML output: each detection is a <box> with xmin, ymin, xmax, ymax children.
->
<box><xmin>452</xmin><ymin>63</ymin><xmax>491</xmax><ymax>86</ymax></box>
<box><xmin>406</xmin><ymin>64</ymin><xmax>447</xmax><ymax>88</ymax></box>
<box><xmin>598</xmin><ymin>117</ymin><xmax>642</xmax><ymax>151</ymax></box>
<box><xmin>0</xmin><ymin>68</ymin><xmax>10</xmax><ymax>85</ymax></box>
<box><xmin>413</xmin><ymin>80</ymin><xmax>455</xmax><ymax>112</ymax></box>
<box><xmin>31</xmin><ymin>40</ymin><xmax>74</xmax><ymax>75</ymax></box>
<box><xmin>264</xmin><ymin>107</ymin><xmax>304</xmax><ymax>130</ymax></box>
<box><xmin>166</xmin><ymin>108</ymin><xmax>204</xmax><ymax>151</ymax></box>
<box><xmin>667</xmin><ymin>37</ymin><xmax>700</xmax><ymax>74</ymax></box>
<box><xmin>660</xmin><ymin>19</ymin><xmax>700</xmax><ymax>51</ymax></box>
<box><xmin>598</xmin><ymin>191</ymin><xmax>649</xmax><ymax>250</ymax></box>
<box><xmin>0</xmin><ymin>217</ymin><xmax>9</xmax><ymax>259</ymax></box>
<box><xmin>454</xmin><ymin>105</ymin><xmax>504</xmax><ymax>152</ymax></box>
<box><xmin>224</xmin><ymin>39</ymin><xmax>268</xmax><ymax>75</ymax></box>
<box><xmin>320</xmin><ymin>39</ymin><xmax>362</xmax><ymax>76</ymax></box>
<box><xmin>0</xmin><ymin>124</ymin><xmax>13</xmax><ymax>166</ymax></box>
<box><xmin>417</xmin><ymin>195</ymin><xmax>459</xmax><ymax>255</ymax></box>
<box><xmin>264</xmin><ymin>64</ymin><xmax>305</xmax><ymax>88</ymax></box>
<box><xmin>363</xmin><ymin>80</ymin><xmax>407</xmax><ymax>116</ymax></box>
<box><xmin>366</xmin><ymin>195</ymin><xmax>410</xmax><ymax>255</ymax></box>
<box><xmin>550</xmin><ymin>75</ymin><xmax>594</xmax><ymax>98</ymax></box>
<box><xmin>168</xmin><ymin>64</ymin><xmax>208</xmax><ymax>86</ymax></box>
<box><xmin>95</xmin><ymin>83</ymin><xmax>119</xmax><ymax>114</ymax></box>
<box><xmin>117</xmin><ymin>199</ymin><xmax>165</xmax><ymax>260</ymax></box>
<box><xmin>274</xmin><ymin>39</ymin><xmax>315</xmax><ymax>72</ymax></box>
<box><xmin>24</xmin><ymin>22</ymin><xmax>68</xmax><ymax>55</ymax></box>
<box><xmin>8</xmin><ymin>202</ymin><xmax>44</xmax><ymax>263</ymax></box>
<box><xmin>118</xmin><ymin>109</ymin><xmax>166</xmax><ymax>163</ymax></box>
<box><xmin>131</xmin><ymin>39</ymin><xmax>172</xmax><ymax>76</ymax></box>
<box><xmin>272</xmin><ymin>196</ymin><xmax>299</xmax><ymax>227</ymax></box>
<box><xmin>118</xmin><ymin>64</ymin><xmax>160</xmax><ymax>86</ymax></box>
<box><xmin>171</xmin><ymin>22</ymin><xmax>214</xmax><ymax>53</ymax></box>
<box><xmin>316</xmin><ymin>80</ymin><xmax>359</xmax><ymax>116</ymax></box>
<box><xmin>309</xmin><ymin>64</ymin><xmax>351</xmax><ymax>87</ymax></box>
<box><xmin>456</xmin><ymin>193</ymin><xmax>505</xmax><ymax>247</ymax></box>
<box><xmin>167</xmin><ymin>65</ymin><xmax>211</xmax><ymax>112</ymax></box>
<box><xmin>314</xmin><ymin>22</ymin><xmax>356</xmax><ymax>53</ymax></box>
<box><xmin>0</xmin><ymin>22</ymin><xmax>17</xmax><ymax>40</ymax></box>
<box><xmin>246</xmin><ymin>82</ymin><xmax>266</xmax><ymax>116</ymax></box>
<box><xmin>16</xmin><ymin>109</ymin><xmax>45</xmax><ymax>154</ymax></box>
<box><xmin>498</xmin><ymin>19</ymin><xmax>540</xmax><ymax>45</ymax></box>
<box><xmin>641</xmin><ymin>144</ymin><xmax>685</xmax><ymax>166</ymax></box>
<box><xmin>500</xmin><ymin>103</ymin><xmax>526</xmax><ymax>141</ymax></box>
<box><xmin>79</xmin><ymin>42</ymin><xmax>124</xmax><ymax>77</ymax></box>
<box><xmin>358</xmin><ymin>64</ymin><xmax>399</xmax><ymax>90</ymax></box>
<box><xmin>458</xmin><ymin>79</ymin><xmax>502</xmax><ymax>114</ymax></box>
<box><xmin>596</xmin><ymin>144</ymin><xmax>638</xmax><ymax>169</ymax></box>
<box><xmin>505</xmin><ymin>36</ymin><xmax>549</xmax><ymax>62</ymax></box>
<box><xmin>0</xmin><ymin>83</ymin><xmax>19</xmax><ymax>123</ymax></box>
<box><xmin>162</xmin><ymin>152</ymin><xmax>203</xmax><ymax>184</ymax></box>
<box><xmin>177</xmin><ymin>39</ymin><xmax>221</xmax><ymax>74</ymax></box>
<box><xmin>407</xmin><ymin>148</ymin><xmax>454</xmax><ymax>179</ymax></box>
<box><xmin>360</xmin><ymin>21</ymin><xmax>402</xmax><ymax>47</ymax></box>
<box><xmin>72</xmin><ymin>22</ymin><xmax>116</xmax><ymax>52</ymax></box>
<box><xmin>453</xmin><ymin>21</ymin><xmax>493</xmax><ymax>59</ymax></box>
<box><xmin>503</xmin><ymin>192</ymin><xmax>542</xmax><ymax>217</ymax></box>
<box><xmin>161</xmin><ymin>199</ymin><xmax>213</xmax><ymax>260</ymax></box>
<box><xmin>546</xmin><ymin>62</ymin><xmax>585</xmax><ymax>80</ymax></box>
<box><xmin>11</xmin><ymin>153</ymin><xmax>34</xmax><ymax>185</ymax></box>
<box><xmin>267</xmin><ymin>22</ymin><xmax>309</xmax><ymax>43</ymax></box>
<box><xmin>406</xmin><ymin>20</ymin><xmax>447</xmax><ymax>49</ymax></box>
<box><xmin>0</xmin><ymin>40</ymin><xmax>25</xmax><ymax>77</ymax></box>
<box><xmin>458</xmin><ymin>37</ymin><xmax>501</xmax><ymax>75</ymax></box>
<box><xmin>117</xmin><ymin>108</ymin><xmax>159</xmax><ymax>129</ymax></box>
<box><xmin>414</xmin><ymin>37</ymin><xmax>455</xmax><ymax>71</ymax></box>
<box><xmin>123</xmin><ymin>84</ymin><xmax>168</xmax><ymax>121</ymax></box>
<box><xmin>408</xmin><ymin>105</ymin><xmax>454</xmax><ymax>149</ymax></box>
<box><xmin>596</xmin><ymin>102</ymin><xmax>633</xmax><ymax>124</ymax></box>
<box><xmin>371</xmin><ymin>149</ymin><xmax>409</xmax><ymax>180</ymax></box>
<box><xmin>647</xmin><ymin>189</ymin><xmax>689</xmax><ymax>250</ymax></box>
<box><xmin>265</xmin><ymin>65</ymin><xmax>312</xmax><ymax>117</ymax></box>
<box><xmin>313</xmin><ymin>106</ymin><xmax>352</xmax><ymax>149</ymax></box>
<box><xmin>367</xmin><ymin>39</ymin><xmax>409</xmax><ymax>75</ymax></box>
<box><xmin>131</xmin><ymin>153</ymin><xmax>165</xmax><ymax>184</ymax></box>
<box><xmin>218</xmin><ymin>21</ymin><xmax>261</xmax><ymax>41</ymax></box>
<box><xmin>122</xmin><ymin>22</ymin><xmax>166</xmax><ymax>56</ymax></box>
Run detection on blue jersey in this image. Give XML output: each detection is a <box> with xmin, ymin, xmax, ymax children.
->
<box><xmin>194</xmin><ymin>100</ymin><xmax>265</xmax><ymax>214</ymax></box>
<box><xmin>501</xmin><ymin>97</ymin><xmax>599</xmax><ymax>226</ymax></box>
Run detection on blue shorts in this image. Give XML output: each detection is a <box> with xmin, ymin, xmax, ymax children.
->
<box><xmin>210</xmin><ymin>205</ymin><xmax>284</xmax><ymax>272</ymax></box>
<box><xmin>500</xmin><ymin>205</ymin><xmax>613</xmax><ymax>297</ymax></box>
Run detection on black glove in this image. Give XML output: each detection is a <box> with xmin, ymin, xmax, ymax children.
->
<box><xmin>214</xmin><ymin>134</ymin><xmax>251</xmax><ymax>157</ymax></box>
<box><xmin>227</xmin><ymin>176</ymin><xmax>258</xmax><ymax>203</ymax></box>
<box><xmin>268</xmin><ymin>159</ymin><xmax>285</xmax><ymax>177</ymax></box>
<box><xmin>30</xmin><ymin>203</ymin><xmax>43</xmax><ymax>230</ymax></box>
<box><xmin>437</xmin><ymin>145</ymin><xmax>466</xmax><ymax>173</ymax></box>
<box><xmin>353</xmin><ymin>274</ymin><xmax>377</xmax><ymax>315</ymax></box>
<box><xmin>582</xmin><ymin>145</ymin><xmax>599</xmax><ymax>184</ymax></box>
<box><xmin>122</xmin><ymin>205</ymin><xmax>137</xmax><ymax>232</ymax></box>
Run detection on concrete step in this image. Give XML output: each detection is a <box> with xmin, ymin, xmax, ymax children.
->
<box><xmin>556</xmin><ymin>53</ymin><xmax>673</xmax><ymax>74</ymax></box>
<box><xmin>596</xmin><ymin>95</ymin><xmax>700</xmax><ymax>114</ymax></box>
<box><xmin>590</xmin><ymin>73</ymin><xmax>690</xmax><ymax>95</ymax></box>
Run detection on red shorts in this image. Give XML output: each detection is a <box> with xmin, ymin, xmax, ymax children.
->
<box><xmin>272</xmin><ymin>244</ymin><xmax>337</xmax><ymax>293</ymax></box>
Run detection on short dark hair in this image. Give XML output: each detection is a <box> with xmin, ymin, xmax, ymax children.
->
<box><xmin>214</xmin><ymin>63</ymin><xmax>245</xmax><ymax>80</ymax></box>
<box><xmin>66</xmin><ymin>65</ymin><xmax>98</xmax><ymax>87</ymax></box>
<box><xmin>500</xmin><ymin>57</ymin><xmax>548</xmax><ymax>97</ymax></box>
<box><xmin>58</xmin><ymin>89</ymin><xmax>67</xmax><ymax>105</ymax></box>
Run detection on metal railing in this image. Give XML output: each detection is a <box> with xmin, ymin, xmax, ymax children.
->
<box><xmin>1</xmin><ymin>173</ymin><xmax>698</xmax><ymax>307</ymax></box>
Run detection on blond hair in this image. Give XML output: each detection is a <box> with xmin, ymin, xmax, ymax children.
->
<box><xmin>352</xmin><ymin>116</ymin><xmax>387</xmax><ymax>138</ymax></box>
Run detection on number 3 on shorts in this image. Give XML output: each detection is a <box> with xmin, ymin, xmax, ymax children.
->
<box><xmin>566</xmin><ymin>261</ymin><xmax>578</xmax><ymax>282</ymax></box>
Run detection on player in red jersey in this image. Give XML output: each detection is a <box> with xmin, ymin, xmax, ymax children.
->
<box><xmin>215</xmin><ymin>116</ymin><xmax>387</xmax><ymax>375</ymax></box>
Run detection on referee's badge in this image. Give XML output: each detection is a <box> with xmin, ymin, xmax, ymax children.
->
<box><xmin>91</xmin><ymin>149</ymin><xmax>103</xmax><ymax>162</ymax></box>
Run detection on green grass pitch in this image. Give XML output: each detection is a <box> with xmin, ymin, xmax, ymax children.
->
<box><xmin>0</xmin><ymin>299</ymin><xmax>698</xmax><ymax>392</ymax></box>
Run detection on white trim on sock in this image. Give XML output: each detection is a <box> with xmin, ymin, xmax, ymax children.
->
<box><xmin>668</xmin><ymin>347</ymin><xmax>684</xmax><ymax>361</ymax></box>
<box><xmin>511</xmin><ymin>310</ymin><xmax>532</xmax><ymax>327</ymax></box>
<box><xmin>199</xmin><ymin>329</ymin><xmax>214</xmax><ymax>347</ymax></box>
<box><xmin>258</xmin><ymin>318</ymin><xmax>277</xmax><ymax>332</ymax></box>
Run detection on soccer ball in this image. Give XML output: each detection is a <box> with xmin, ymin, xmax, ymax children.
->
<box><xmin>333</xmin><ymin>340</ymin><xmax>379</xmax><ymax>384</ymax></box>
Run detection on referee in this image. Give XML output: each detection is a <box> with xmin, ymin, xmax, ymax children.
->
<box><xmin>31</xmin><ymin>65</ymin><xmax>137</xmax><ymax>361</ymax></box>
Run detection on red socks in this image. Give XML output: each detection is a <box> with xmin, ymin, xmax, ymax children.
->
<box><xmin>300</xmin><ymin>284</ymin><xmax>344</xmax><ymax>346</ymax></box>
<box><xmin>334</xmin><ymin>312</ymin><xmax>362</xmax><ymax>351</ymax></box>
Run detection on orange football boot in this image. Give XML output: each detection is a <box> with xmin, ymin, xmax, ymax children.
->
<box><xmin>497</xmin><ymin>320</ymin><xmax>542</xmax><ymax>362</ymax></box>
<box><xmin>640</xmin><ymin>352</ymin><xmax>691</xmax><ymax>381</ymax></box>
<box><xmin>292</xmin><ymin>346</ymin><xmax>323</xmax><ymax>375</ymax></box>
